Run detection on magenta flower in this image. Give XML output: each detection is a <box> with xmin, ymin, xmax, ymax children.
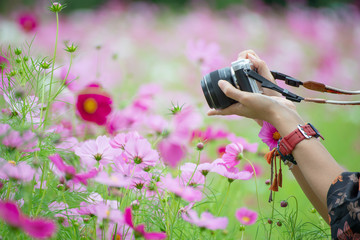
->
<box><xmin>235</xmin><ymin>207</ymin><xmax>258</xmax><ymax>225</ymax></box>
<box><xmin>17</xmin><ymin>13</ymin><xmax>38</xmax><ymax>33</ymax></box>
<box><xmin>158</xmin><ymin>137</ymin><xmax>186</xmax><ymax>168</ymax></box>
<box><xmin>0</xmin><ymin>55</ymin><xmax>9</xmax><ymax>73</ymax></box>
<box><xmin>161</xmin><ymin>174</ymin><xmax>202</xmax><ymax>202</ymax></box>
<box><xmin>49</xmin><ymin>154</ymin><xmax>98</xmax><ymax>185</ymax></box>
<box><xmin>76</xmin><ymin>84</ymin><xmax>112</xmax><ymax>125</ymax></box>
<box><xmin>124</xmin><ymin>207</ymin><xmax>167</xmax><ymax>240</ymax></box>
<box><xmin>0</xmin><ymin>201</ymin><xmax>56</xmax><ymax>239</ymax></box>
<box><xmin>124</xmin><ymin>138</ymin><xmax>159</xmax><ymax>169</ymax></box>
<box><xmin>258</xmin><ymin>121</ymin><xmax>281</xmax><ymax>150</ymax></box>
<box><xmin>222</xmin><ymin>142</ymin><xmax>244</xmax><ymax>168</ymax></box>
<box><xmin>182</xmin><ymin>210</ymin><xmax>228</xmax><ymax>230</ymax></box>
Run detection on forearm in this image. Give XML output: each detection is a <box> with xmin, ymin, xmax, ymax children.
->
<box><xmin>269</xmin><ymin>105</ymin><xmax>344</xmax><ymax>215</ymax></box>
<box><xmin>291</xmin><ymin>165</ymin><xmax>330</xmax><ymax>223</ymax></box>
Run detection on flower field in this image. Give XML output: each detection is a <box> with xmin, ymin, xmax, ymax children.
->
<box><xmin>1</xmin><ymin>1</ymin><xmax>360</xmax><ymax>239</ymax></box>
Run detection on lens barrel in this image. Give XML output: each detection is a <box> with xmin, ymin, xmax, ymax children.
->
<box><xmin>201</xmin><ymin>67</ymin><xmax>237</xmax><ymax>109</ymax></box>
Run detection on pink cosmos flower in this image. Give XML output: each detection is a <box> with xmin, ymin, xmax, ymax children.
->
<box><xmin>110</xmin><ymin>131</ymin><xmax>142</xmax><ymax>149</ymax></box>
<box><xmin>158</xmin><ymin>137</ymin><xmax>186</xmax><ymax>168</ymax></box>
<box><xmin>0</xmin><ymin>200</ymin><xmax>56</xmax><ymax>239</ymax></box>
<box><xmin>124</xmin><ymin>207</ymin><xmax>167</xmax><ymax>240</ymax></box>
<box><xmin>227</xmin><ymin>134</ymin><xmax>259</xmax><ymax>153</ymax></box>
<box><xmin>17</xmin><ymin>13</ymin><xmax>38</xmax><ymax>33</ymax></box>
<box><xmin>0</xmin><ymin>123</ymin><xmax>10</xmax><ymax>135</ymax></box>
<box><xmin>75</xmin><ymin>135</ymin><xmax>122</xmax><ymax>168</ymax></box>
<box><xmin>95</xmin><ymin>202</ymin><xmax>124</xmax><ymax>224</ymax></box>
<box><xmin>222</xmin><ymin>142</ymin><xmax>244</xmax><ymax>168</ymax></box>
<box><xmin>243</xmin><ymin>162</ymin><xmax>263</xmax><ymax>177</ymax></box>
<box><xmin>2</xmin><ymin>129</ymin><xmax>38</xmax><ymax>152</ymax></box>
<box><xmin>197</xmin><ymin>162</ymin><xmax>214</xmax><ymax>176</ymax></box>
<box><xmin>191</xmin><ymin>127</ymin><xmax>228</xmax><ymax>142</ymax></box>
<box><xmin>186</xmin><ymin>39</ymin><xmax>225</xmax><ymax>75</ymax></box>
<box><xmin>235</xmin><ymin>207</ymin><xmax>258</xmax><ymax>225</ymax></box>
<box><xmin>146</xmin><ymin>115</ymin><xmax>168</xmax><ymax>134</ymax></box>
<box><xmin>0</xmin><ymin>161</ymin><xmax>35</xmax><ymax>182</ymax></box>
<box><xmin>258</xmin><ymin>121</ymin><xmax>281</xmax><ymax>150</ymax></box>
<box><xmin>76</xmin><ymin>84</ymin><xmax>112</xmax><ymax>125</ymax></box>
<box><xmin>211</xmin><ymin>160</ymin><xmax>253</xmax><ymax>182</ymax></box>
<box><xmin>182</xmin><ymin>210</ymin><xmax>228</xmax><ymax>230</ymax></box>
<box><xmin>49</xmin><ymin>154</ymin><xmax>98</xmax><ymax>185</ymax></box>
<box><xmin>180</xmin><ymin>163</ymin><xmax>205</xmax><ymax>189</ymax></box>
<box><xmin>161</xmin><ymin>174</ymin><xmax>202</xmax><ymax>202</ymax></box>
<box><xmin>94</xmin><ymin>171</ymin><xmax>130</xmax><ymax>188</ymax></box>
<box><xmin>123</xmin><ymin>138</ymin><xmax>159</xmax><ymax>169</ymax></box>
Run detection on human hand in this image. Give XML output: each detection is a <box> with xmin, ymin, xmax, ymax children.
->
<box><xmin>207</xmin><ymin>50</ymin><xmax>299</xmax><ymax>128</ymax></box>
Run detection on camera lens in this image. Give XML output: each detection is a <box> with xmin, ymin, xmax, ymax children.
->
<box><xmin>201</xmin><ymin>67</ymin><xmax>237</xmax><ymax>109</ymax></box>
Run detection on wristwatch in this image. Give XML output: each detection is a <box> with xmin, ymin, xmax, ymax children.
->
<box><xmin>277</xmin><ymin>123</ymin><xmax>324</xmax><ymax>165</ymax></box>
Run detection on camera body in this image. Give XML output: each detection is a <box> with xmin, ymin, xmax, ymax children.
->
<box><xmin>201</xmin><ymin>59</ymin><xmax>261</xmax><ymax>109</ymax></box>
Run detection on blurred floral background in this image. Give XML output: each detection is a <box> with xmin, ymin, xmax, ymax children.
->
<box><xmin>0</xmin><ymin>0</ymin><xmax>360</xmax><ymax>239</ymax></box>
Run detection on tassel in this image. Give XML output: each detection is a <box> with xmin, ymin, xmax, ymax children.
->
<box><xmin>278</xmin><ymin>157</ymin><xmax>283</xmax><ymax>188</ymax></box>
<box><xmin>265</xmin><ymin>148</ymin><xmax>276</xmax><ymax>165</ymax></box>
<box><xmin>270</xmin><ymin>154</ymin><xmax>279</xmax><ymax>192</ymax></box>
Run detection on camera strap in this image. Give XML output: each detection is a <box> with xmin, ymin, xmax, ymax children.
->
<box><xmin>246</xmin><ymin>69</ymin><xmax>360</xmax><ymax>105</ymax></box>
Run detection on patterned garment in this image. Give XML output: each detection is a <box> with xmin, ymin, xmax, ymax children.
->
<box><xmin>327</xmin><ymin>172</ymin><xmax>360</xmax><ymax>240</ymax></box>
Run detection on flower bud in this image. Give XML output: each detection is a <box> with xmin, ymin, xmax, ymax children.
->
<box><xmin>14</xmin><ymin>48</ymin><xmax>22</xmax><ymax>55</ymax></box>
<box><xmin>277</xmin><ymin>221</ymin><xmax>282</xmax><ymax>227</ymax></box>
<box><xmin>196</xmin><ymin>142</ymin><xmax>204</xmax><ymax>151</ymax></box>
<box><xmin>131</xmin><ymin>200</ymin><xmax>140</xmax><ymax>210</ymax></box>
<box><xmin>267</xmin><ymin>219</ymin><xmax>273</xmax><ymax>224</ymax></box>
<box><xmin>40</xmin><ymin>61</ymin><xmax>51</xmax><ymax>69</ymax></box>
<box><xmin>265</xmin><ymin>179</ymin><xmax>271</xmax><ymax>185</ymax></box>
<box><xmin>65</xmin><ymin>42</ymin><xmax>78</xmax><ymax>53</ymax></box>
<box><xmin>280</xmin><ymin>200</ymin><xmax>288</xmax><ymax>208</ymax></box>
<box><xmin>50</xmin><ymin>2</ymin><xmax>64</xmax><ymax>12</ymax></box>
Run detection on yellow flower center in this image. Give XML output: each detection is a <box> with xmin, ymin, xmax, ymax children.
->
<box><xmin>83</xmin><ymin>98</ymin><xmax>98</xmax><ymax>114</ymax></box>
<box><xmin>242</xmin><ymin>216</ymin><xmax>250</xmax><ymax>223</ymax></box>
<box><xmin>272</xmin><ymin>131</ymin><xmax>281</xmax><ymax>140</ymax></box>
<box><xmin>8</xmin><ymin>161</ymin><xmax>16</xmax><ymax>166</ymax></box>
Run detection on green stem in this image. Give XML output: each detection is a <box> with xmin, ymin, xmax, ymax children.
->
<box><xmin>38</xmin><ymin>70</ymin><xmax>47</xmax><ymax>126</ymax></box>
<box><xmin>51</xmin><ymin>52</ymin><xmax>73</xmax><ymax>102</ymax></box>
<box><xmin>186</xmin><ymin>150</ymin><xmax>201</xmax><ymax>186</ymax></box>
<box><xmin>268</xmin><ymin>191</ymin><xmax>276</xmax><ymax>239</ymax></box>
<box><xmin>286</xmin><ymin>195</ymin><xmax>298</xmax><ymax>239</ymax></box>
<box><xmin>43</xmin><ymin>11</ymin><xmax>59</xmax><ymax>130</ymax></box>
<box><xmin>5</xmin><ymin>181</ymin><xmax>11</xmax><ymax>200</ymax></box>
<box><xmin>35</xmin><ymin>162</ymin><xmax>50</xmax><ymax>216</ymax></box>
<box><xmin>244</xmin><ymin>158</ymin><xmax>266</xmax><ymax>225</ymax></box>
<box><xmin>217</xmin><ymin>182</ymin><xmax>231</xmax><ymax>215</ymax></box>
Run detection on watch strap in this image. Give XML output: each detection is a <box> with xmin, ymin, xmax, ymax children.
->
<box><xmin>277</xmin><ymin>123</ymin><xmax>323</xmax><ymax>164</ymax></box>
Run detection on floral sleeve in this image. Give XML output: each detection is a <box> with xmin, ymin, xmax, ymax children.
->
<box><xmin>327</xmin><ymin>172</ymin><xmax>360</xmax><ymax>240</ymax></box>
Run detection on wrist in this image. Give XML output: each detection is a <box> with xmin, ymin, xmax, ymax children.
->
<box><xmin>268</xmin><ymin>105</ymin><xmax>305</xmax><ymax>137</ymax></box>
